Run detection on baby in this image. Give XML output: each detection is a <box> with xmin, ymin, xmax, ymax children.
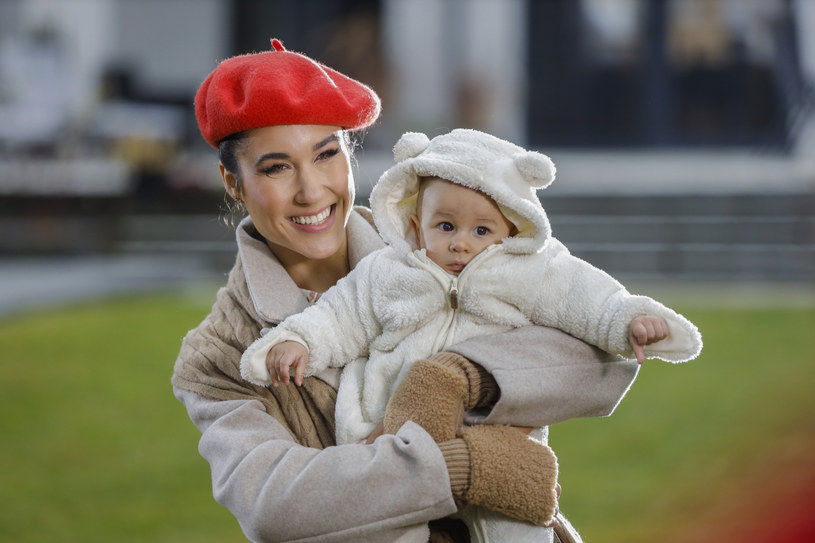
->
<box><xmin>264</xmin><ymin>175</ymin><xmax>668</xmax><ymax>387</ymax></box>
<box><xmin>241</xmin><ymin>128</ymin><xmax>702</xmax><ymax>542</ymax></box>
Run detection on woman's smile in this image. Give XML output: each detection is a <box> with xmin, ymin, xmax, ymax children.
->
<box><xmin>290</xmin><ymin>204</ymin><xmax>336</xmax><ymax>228</ymax></box>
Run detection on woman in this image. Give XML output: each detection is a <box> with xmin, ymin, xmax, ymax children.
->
<box><xmin>172</xmin><ymin>39</ymin><xmax>640</xmax><ymax>542</ymax></box>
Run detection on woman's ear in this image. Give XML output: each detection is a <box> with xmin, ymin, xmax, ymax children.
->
<box><xmin>219</xmin><ymin>163</ymin><xmax>242</xmax><ymax>202</ymax></box>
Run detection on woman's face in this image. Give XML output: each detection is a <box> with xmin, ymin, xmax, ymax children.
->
<box><xmin>226</xmin><ymin>124</ymin><xmax>353</xmax><ymax>265</ymax></box>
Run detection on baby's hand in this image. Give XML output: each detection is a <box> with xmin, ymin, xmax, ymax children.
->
<box><xmin>629</xmin><ymin>315</ymin><xmax>669</xmax><ymax>365</ymax></box>
<box><xmin>266</xmin><ymin>341</ymin><xmax>309</xmax><ymax>387</ymax></box>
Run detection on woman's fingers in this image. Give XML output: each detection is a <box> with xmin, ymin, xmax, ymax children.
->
<box><xmin>360</xmin><ymin>421</ymin><xmax>385</xmax><ymax>444</ymax></box>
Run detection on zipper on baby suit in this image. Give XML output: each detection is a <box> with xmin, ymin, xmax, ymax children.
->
<box><xmin>445</xmin><ymin>244</ymin><xmax>501</xmax><ymax>311</ymax></box>
<box><xmin>446</xmin><ymin>244</ymin><xmax>498</xmax><ymax>310</ymax></box>
<box><xmin>449</xmin><ymin>276</ymin><xmax>459</xmax><ymax>309</ymax></box>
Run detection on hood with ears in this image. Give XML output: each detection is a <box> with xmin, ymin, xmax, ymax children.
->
<box><xmin>369</xmin><ymin>128</ymin><xmax>556</xmax><ymax>256</ymax></box>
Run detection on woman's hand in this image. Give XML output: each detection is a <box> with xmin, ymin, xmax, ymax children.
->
<box><xmin>359</xmin><ymin>421</ymin><xmax>385</xmax><ymax>444</ymax></box>
<box><xmin>266</xmin><ymin>341</ymin><xmax>309</xmax><ymax>386</ymax></box>
<box><xmin>629</xmin><ymin>315</ymin><xmax>669</xmax><ymax>364</ymax></box>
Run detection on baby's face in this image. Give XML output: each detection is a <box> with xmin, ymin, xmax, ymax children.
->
<box><xmin>410</xmin><ymin>178</ymin><xmax>513</xmax><ymax>275</ymax></box>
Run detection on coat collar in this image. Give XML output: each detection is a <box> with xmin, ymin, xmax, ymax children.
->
<box><xmin>236</xmin><ymin>208</ymin><xmax>385</xmax><ymax>324</ymax></box>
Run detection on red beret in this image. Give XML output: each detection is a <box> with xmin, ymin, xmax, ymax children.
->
<box><xmin>195</xmin><ymin>39</ymin><xmax>381</xmax><ymax>148</ymax></box>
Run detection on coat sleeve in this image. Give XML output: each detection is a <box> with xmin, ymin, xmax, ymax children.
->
<box><xmin>528</xmin><ymin>239</ymin><xmax>702</xmax><ymax>362</ymax></box>
<box><xmin>174</xmin><ymin>387</ymin><xmax>454</xmax><ymax>543</ymax></box>
<box><xmin>447</xmin><ymin>325</ymin><xmax>641</xmax><ymax>427</ymax></box>
<box><xmin>241</xmin><ymin>254</ymin><xmax>384</xmax><ymax>386</ymax></box>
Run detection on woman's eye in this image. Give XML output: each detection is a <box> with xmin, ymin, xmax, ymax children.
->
<box><xmin>475</xmin><ymin>226</ymin><xmax>490</xmax><ymax>236</ymax></box>
<box><xmin>316</xmin><ymin>148</ymin><xmax>340</xmax><ymax>161</ymax></box>
<box><xmin>261</xmin><ymin>163</ymin><xmax>288</xmax><ymax>176</ymax></box>
<box><xmin>439</xmin><ymin>222</ymin><xmax>454</xmax><ymax>232</ymax></box>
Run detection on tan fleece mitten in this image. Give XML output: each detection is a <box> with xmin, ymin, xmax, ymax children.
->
<box><xmin>459</xmin><ymin>425</ymin><xmax>559</xmax><ymax>526</ymax></box>
<box><xmin>383</xmin><ymin>353</ymin><xmax>498</xmax><ymax>442</ymax></box>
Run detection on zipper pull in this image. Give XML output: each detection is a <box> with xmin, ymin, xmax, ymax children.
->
<box><xmin>449</xmin><ymin>288</ymin><xmax>458</xmax><ymax>309</ymax></box>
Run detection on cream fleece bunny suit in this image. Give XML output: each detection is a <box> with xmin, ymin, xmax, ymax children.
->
<box><xmin>241</xmin><ymin>128</ymin><xmax>702</xmax><ymax>542</ymax></box>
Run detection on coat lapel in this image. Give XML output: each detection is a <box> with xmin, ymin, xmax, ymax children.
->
<box><xmin>237</xmin><ymin>208</ymin><xmax>385</xmax><ymax>324</ymax></box>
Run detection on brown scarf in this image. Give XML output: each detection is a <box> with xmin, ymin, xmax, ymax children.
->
<box><xmin>172</xmin><ymin>256</ymin><xmax>338</xmax><ymax>449</ymax></box>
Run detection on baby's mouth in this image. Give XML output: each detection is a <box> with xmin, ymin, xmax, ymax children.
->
<box><xmin>290</xmin><ymin>205</ymin><xmax>334</xmax><ymax>226</ymax></box>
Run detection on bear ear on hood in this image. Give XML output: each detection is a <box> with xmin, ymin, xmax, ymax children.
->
<box><xmin>393</xmin><ymin>132</ymin><xmax>431</xmax><ymax>162</ymax></box>
<box><xmin>513</xmin><ymin>151</ymin><xmax>556</xmax><ymax>189</ymax></box>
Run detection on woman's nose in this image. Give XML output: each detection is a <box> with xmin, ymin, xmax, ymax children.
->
<box><xmin>294</xmin><ymin>167</ymin><xmax>322</xmax><ymax>204</ymax></box>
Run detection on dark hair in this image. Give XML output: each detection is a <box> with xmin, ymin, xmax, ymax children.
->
<box><xmin>218</xmin><ymin>131</ymin><xmax>249</xmax><ymax>177</ymax></box>
<box><xmin>218</xmin><ymin>131</ymin><xmax>250</xmax><ymax>225</ymax></box>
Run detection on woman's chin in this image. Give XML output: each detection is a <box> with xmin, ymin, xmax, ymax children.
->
<box><xmin>295</xmin><ymin>231</ymin><xmax>347</xmax><ymax>262</ymax></box>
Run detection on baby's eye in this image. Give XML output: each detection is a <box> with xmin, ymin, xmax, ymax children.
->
<box><xmin>438</xmin><ymin>222</ymin><xmax>454</xmax><ymax>232</ymax></box>
<box><xmin>475</xmin><ymin>226</ymin><xmax>490</xmax><ymax>236</ymax></box>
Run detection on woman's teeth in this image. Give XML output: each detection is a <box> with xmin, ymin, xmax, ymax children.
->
<box><xmin>291</xmin><ymin>206</ymin><xmax>332</xmax><ymax>225</ymax></box>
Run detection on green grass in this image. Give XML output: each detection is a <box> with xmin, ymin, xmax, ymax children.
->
<box><xmin>1</xmin><ymin>290</ymin><xmax>812</xmax><ymax>542</ymax></box>
<box><xmin>552</xmin><ymin>305</ymin><xmax>815</xmax><ymax>542</ymax></box>
<box><xmin>0</xmin><ymin>287</ymin><xmax>244</xmax><ymax>543</ymax></box>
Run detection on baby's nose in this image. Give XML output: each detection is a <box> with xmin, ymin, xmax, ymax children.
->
<box><xmin>450</xmin><ymin>237</ymin><xmax>469</xmax><ymax>252</ymax></box>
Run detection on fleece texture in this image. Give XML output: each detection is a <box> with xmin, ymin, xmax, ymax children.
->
<box><xmin>371</xmin><ymin>129</ymin><xmax>556</xmax><ymax>255</ymax></box>
<box><xmin>195</xmin><ymin>38</ymin><xmax>380</xmax><ymax>147</ymax></box>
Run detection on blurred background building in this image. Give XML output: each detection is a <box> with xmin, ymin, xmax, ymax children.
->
<box><xmin>1</xmin><ymin>0</ymin><xmax>813</xmax><ymax>313</ymax></box>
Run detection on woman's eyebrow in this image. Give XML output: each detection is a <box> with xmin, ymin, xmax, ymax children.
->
<box><xmin>254</xmin><ymin>134</ymin><xmax>339</xmax><ymax>167</ymax></box>
<box><xmin>255</xmin><ymin>152</ymin><xmax>289</xmax><ymax>167</ymax></box>
<box><xmin>313</xmin><ymin>133</ymin><xmax>339</xmax><ymax>151</ymax></box>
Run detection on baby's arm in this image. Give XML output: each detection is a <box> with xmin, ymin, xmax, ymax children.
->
<box><xmin>629</xmin><ymin>315</ymin><xmax>670</xmax><ymax>364</ymax></box>
<box><xmin>530</xmin><ymin>239</ymin><xmax>702</xmax><ymax>363</ymax></box>
<box><xmin>241</xmin><ymin>252</ymin><xmax>385</xmax><ymax>387</ymax></box>
<box><xmin>267</xmin><ymin>341</ymin><xmax>309</xmax><ymax>387</ymax></box>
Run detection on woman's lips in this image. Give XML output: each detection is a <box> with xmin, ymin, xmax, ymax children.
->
<box><xmin>290</xmin><ymin>205</ymin><xmax>333</xmax><ymax>226</ymax></box>
<box><xmin>288</xmin><ymin>204</ymin><xmax>338</xmax><ymax>232</ymax></box>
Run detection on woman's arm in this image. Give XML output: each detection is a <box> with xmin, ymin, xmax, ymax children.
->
<box><xmin>174</xmin><ymin>386</ymin><xmax>455</xmax><ymax>543</ymax></box>
<box><xmin>446</xmin><ymin>325</ymin><xmax>640</xmax><ymax>428</ymax></box>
